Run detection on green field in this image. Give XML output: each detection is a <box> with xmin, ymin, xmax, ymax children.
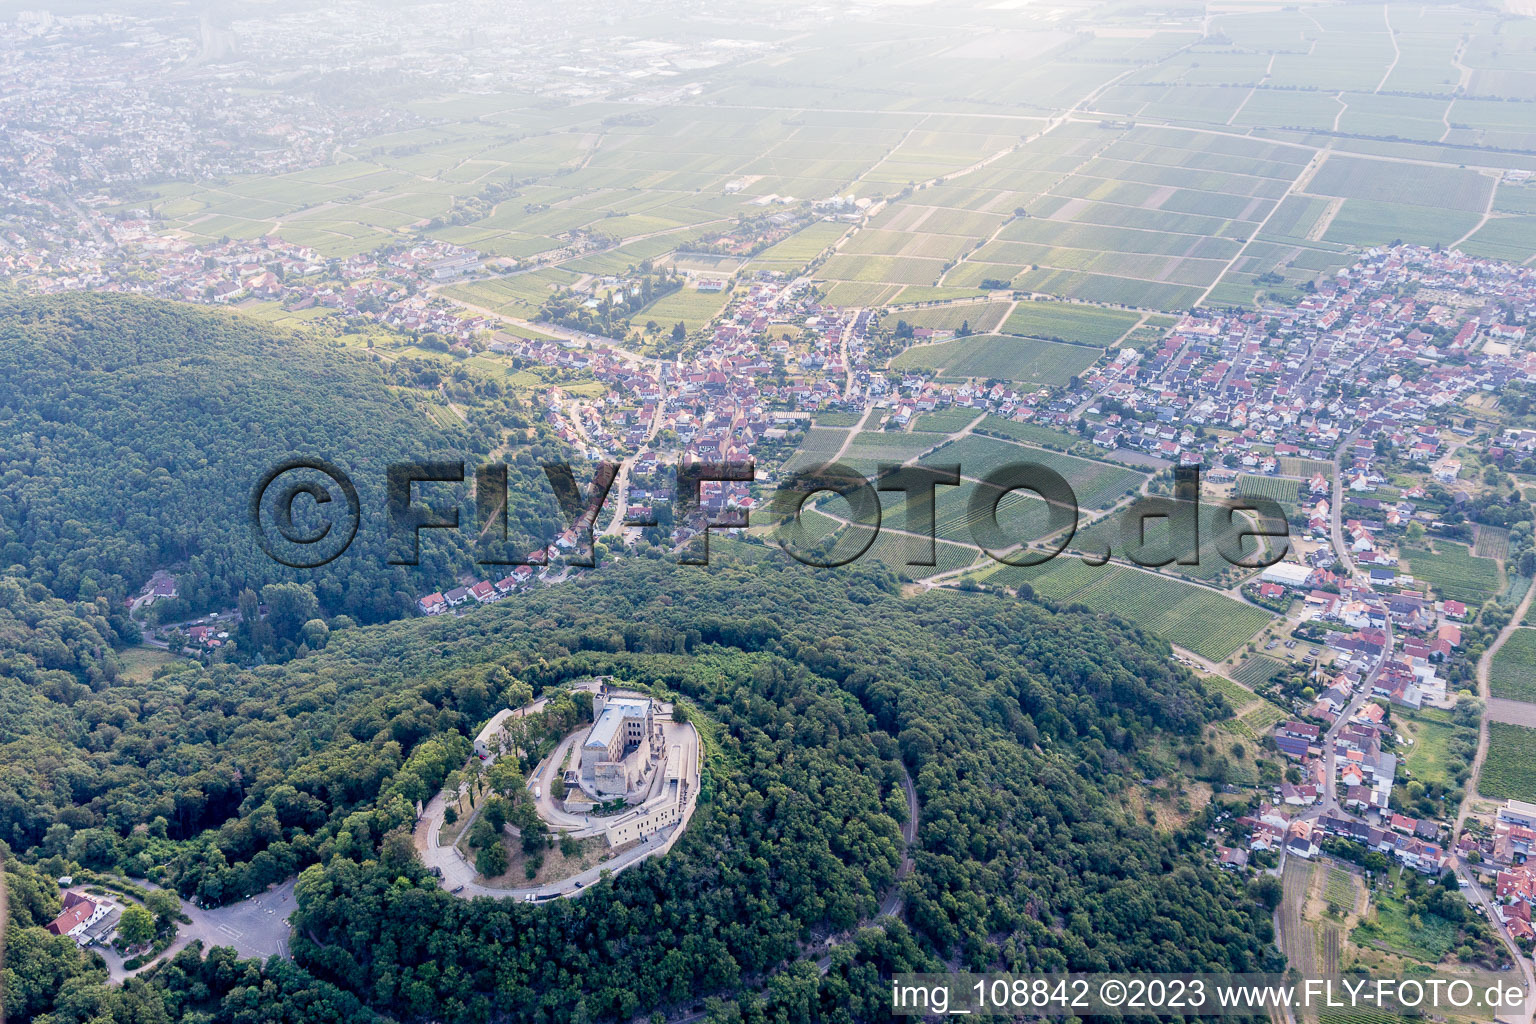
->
<box><xmin>974</xmin><ymin>415</ymin><xmax>1080</xmax><ymax>450</ymax></box>
<box><xmin>928</xmin><ymin>434</ymin><xmax>1147</xmax><ymax>509</ymax></box>
<box><xmin>782</xmin><ymin>427</ymin><xmax>850</xmax><ymax>474</ymax></box>
<box><xmin>783</xmin><ymin>508</ymin><xmax>980</xmax><ymax>580</ymax></box>
<box><xmin>890</xmin><ymin>333</ymin><xmax>1101</xmax><ymax>384</ymax></box>
<box><xmin>1482</xmin><ymin>723</ymin><xmax>1536</xmax><ymax>800</ymax></box>
<box><xmin>1399</xmin><ymin>542</ymin><xmax>1502</xmax><ymax>605</ymax></box>
<box><xmin>977</xmin><ymin>559</ymin><xmax>1273</xmax><ymax>662</ymax></box>
<box><xmin>1307</xmin><ymin>155</ymin><xmax>1492</xmax><ymax>212</ymax></box>
<box><xmin>1491</xmin><ymin>627</ymin><xmax>1536</xmax><ymax>703</ymax></box>
<box><xmin>1000</xmin><ymin>301</ymin><xmax>1142</xmax><ymax>346</ymax></box>
<box><xmin>1474</xmin><ymin>525</ymin><xmax>1511</xmax><ymax>562</ymax></box>
<box><xmin>1075</xmin><ymin>499</ymin><xmax>1268</xmax><ymax>584</ymax></box>
<box><xmin>888</xmin><ymin>302</ymin><xmax>1010</xmax><ymax>334</ymax></box>
<box><xmin>1399</xmin><ymin>712</ymin><xmax>1470</xmax><ymax>793</ymax></box>
<box><xmin>1324</xmin><ymin>868</ymin><xmax>1356</xmax><ymax>916</ymax></box>
<box><xmin>911</xmin><ymin>407</ymin><xmax>983</xmax><ymax>433</ymax></box>
<box><xmin>1236</xmin><ymin>474</ymin><xmax>1301</xmax><ymax>510</ymax></box>
<box><xmin>633</xmin><ymin>284</ymin><xmax>733</xmax><ymax>332</ymax></box>
<box><xmin>1231</xmin><ymin>655</ymin><xmax>1286</xmax><ymax>689</ymax></box>
<box><xmin>1353</xmin><ymin>889</ymin><xmax>1458</xmax><ymax>961</ymax></box>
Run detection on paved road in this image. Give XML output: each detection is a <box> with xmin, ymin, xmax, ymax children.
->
<box><xmin>1331</xmin><ymin>430</ymin><xmax>1359</xmax><ymax>577</ymax></box>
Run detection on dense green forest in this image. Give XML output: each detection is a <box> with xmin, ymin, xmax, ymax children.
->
<box><xmin>4</xmin><ymin>550</ymin><xmax>1277</xmax><ymax>1024</ymax></box>
<box><xmin>0</xmin><ymin>293</ymin><xmax>570</xmax><ymax>627</ymax></box>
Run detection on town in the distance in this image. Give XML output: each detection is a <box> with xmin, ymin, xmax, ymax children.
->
<box><xmin>10</xmin><ymin>0</ymin><xmax>1536</xmax><ymax>1018</ymax></box>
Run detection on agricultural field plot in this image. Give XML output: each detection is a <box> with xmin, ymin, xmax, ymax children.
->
<box><xmin>1336</xmin><ymin>92</ymin><xmax>1456</xmax><ymax>143</ymax></box>
<box><xmin>1201</xmin><ymin>671</ymin><xmax>1263</xmax><ymax>713</ymax></box>
<box><xmin>881</xmin><ymin>477</ymin><xmax>1059</xmax><ymax>552</ymax></box>
<box><xmin>631</xmin><ymin>284</ymin><xmax>733</xmax><ymax>333</ymax></box>
<box><xmin>838</xmin><ymin>430</ymin><xmax>949</xmax><ymax>467</ymax></box>
<box><xmin>1490</xmin><ymin>627</ymin><xmax>1536</xmax><ymax>703</ymax></box>
<box><xmin>781</xmin><ymin>509</ymin><xmax>980</xmax><ymax>580</ymax></box>
<box><xmin>911</xmin><ymin>407</ymin><xmax>983</xmax><ymax>433</ymax></box>
<box><xmin>821</xmin><ymin>282</ymin><xmax>903</xmax><ymax>307</ymax></box>
<box><xmin>1009</xmin><ymin>267</ymin><xmax>1205</xmax><ymax>312</ymax></box>
<box><xmin>979</xmin><ymin>554</ymin><xmax>1107</xmax><ymax>601</ymax></box>
<box><xmin>1399</xmin><ymin>542</ymin><xmax>1502</xmax><ymax>605</ymax></box>
<box><xmin>859</xmin><ymin>531</ymin><xmax>983</xmax><ymax>580</ymax></box>
<box><xmin>819</xmin><ymin>253</ymin><xmax>947</xmax><ymax>287</ymax></box>
<box><xmin>781</xmin><ymin>427</ymin><xmax>851</xmax><ymax>475</ymax></box>
<box><xmin>1324</xmin><ymin>867</ymin><xmax>1358</xmax><ymax>917</ymax></box>
<box><xmin>1482</xmin><ymin>723</ymin><xmax>1536</xmax><ymax>801</ymax></box>
<box><xmin>1321</xmin><ymin>199</ymin><xmax>1483</xmax><ymax>249</ymax></box>
<box><xmin>999</xmin><ymin>301</ymin><xmax>1141</xmax><ymax>347</ymax></box>
<box><xmin>1307</xmin><ymin>155</ymin><xmax>1492</xmax><ymax>213</ymax></box>
<box><xmin>1230</xmin><ymin>701</ymin><xmax>1287</xmax><ymax>739</ymax></box>
<box><xmin>977</xmin><ymin>558</ymin><xmax>1272</xmax><ymax>661</ymax></box>
<box><xmin>438</xmin><ymin>268</ymin><xmax>583</xmax><ymax>314</ymax></box>
<box><xmin>1279</xmin><ymin>457</ymin><xmax>1334</xmax><ymax>479</ymax></box>
<box><xmin>1257</xmin><ymin>195</ymin><xmax>1336</xmax><ymax>242</ymax></box>
<box><xmin>927</xmin><ymin>434</ymin><xmax>1147</xmax><ymax>509</ymax></box>
<box><xmin>885</xmin><ymin>302</ymin><xmax>1010</xmax><ymax>334</ymax></box>
<box><xmin>1072</xmin><ymin>566</ymin><xmax>1274</xmax><ymax>662</ymax></box>
<box><xmin>1074</xmin><ymin>500</ymin><xmax>1270</xmax><ymax>585</ymax></box>
<box><xmin>1495</xmin><ymin>183</ymin><xmax>1536</xmax><ymax>216</ymax></box>
<box><xmin>1236</xmin><ymin>474</ymin><xmax>1301</xmax><ymax>511</ymax></box>
<box><xmin>1231</xmin><ymin>90</ymin><xmax>1348</xmax><ymax>133</ymax></box>
<box><xmin>749</xmin><ymin>220</ymin><xmax>849</xmax><ymax>269</ymax></box>
<box><xmin>1460</xmin><ymin>216</ymin><xmax>1536</xmax><ymax>264</ymax></box>
<box><xmin>1473</xmin><ymin>525</ymin><xmax>1511</xmax><ymax>562</ymax></box>
<box><xmin>1301</xmin><ymin>155</ymin><xmax>1493</xmax><ymax>247</ymax></box>
<box><xmin>890</xmin><ymin>334</ymin><xmax>1101</xmax><ymax>385</ymax></box>
<box><xmin>1231</xmin><ymin>655</ymin><xmax>1287</xmax><ymax>690</ymax></box>
<box><xmin>975</xmin><ymin>415</ymin><xmax>1082</xmax><ymax>451</ymax></box>
<box><xmin>1278</xmin><ymin>859</ymin><xmax>1322</xmax><ymax>991</ymax></box>
<box><xmin>840</xmin><ymin>228</ymin><xmax>974</xmax><ymax>262</ymax></box>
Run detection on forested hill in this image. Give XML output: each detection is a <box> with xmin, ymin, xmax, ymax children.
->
<box><xmin>0</xmin><ymin>293</ymin><xmax>566</xmax><ymax>624</ymax></box>
<box><xmin>4</xmin><ymin>553</ymin><xmax>1279</xmax><ymax>1023</ymax></box>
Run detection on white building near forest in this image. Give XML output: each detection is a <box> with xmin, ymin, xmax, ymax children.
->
<box><xmin>580</xmin><ymin>689</ymin><xmax>657</xmax><ymax>798</ymax></box>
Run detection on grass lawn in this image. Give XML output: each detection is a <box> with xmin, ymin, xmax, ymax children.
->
<box><xmin>1351</xmin><ymin>888</ymin><xmax>1457</xmax><ymax>961</ymax></box>
<box><xmin>116</xmin><ymin>645</ymin><xmax>192</xmax><ymax>683</ymax></box>
<box><xmin>1398</xmin><ymin>712</ymin><xmax>1466</xmax><ymax>792</ymax></box>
